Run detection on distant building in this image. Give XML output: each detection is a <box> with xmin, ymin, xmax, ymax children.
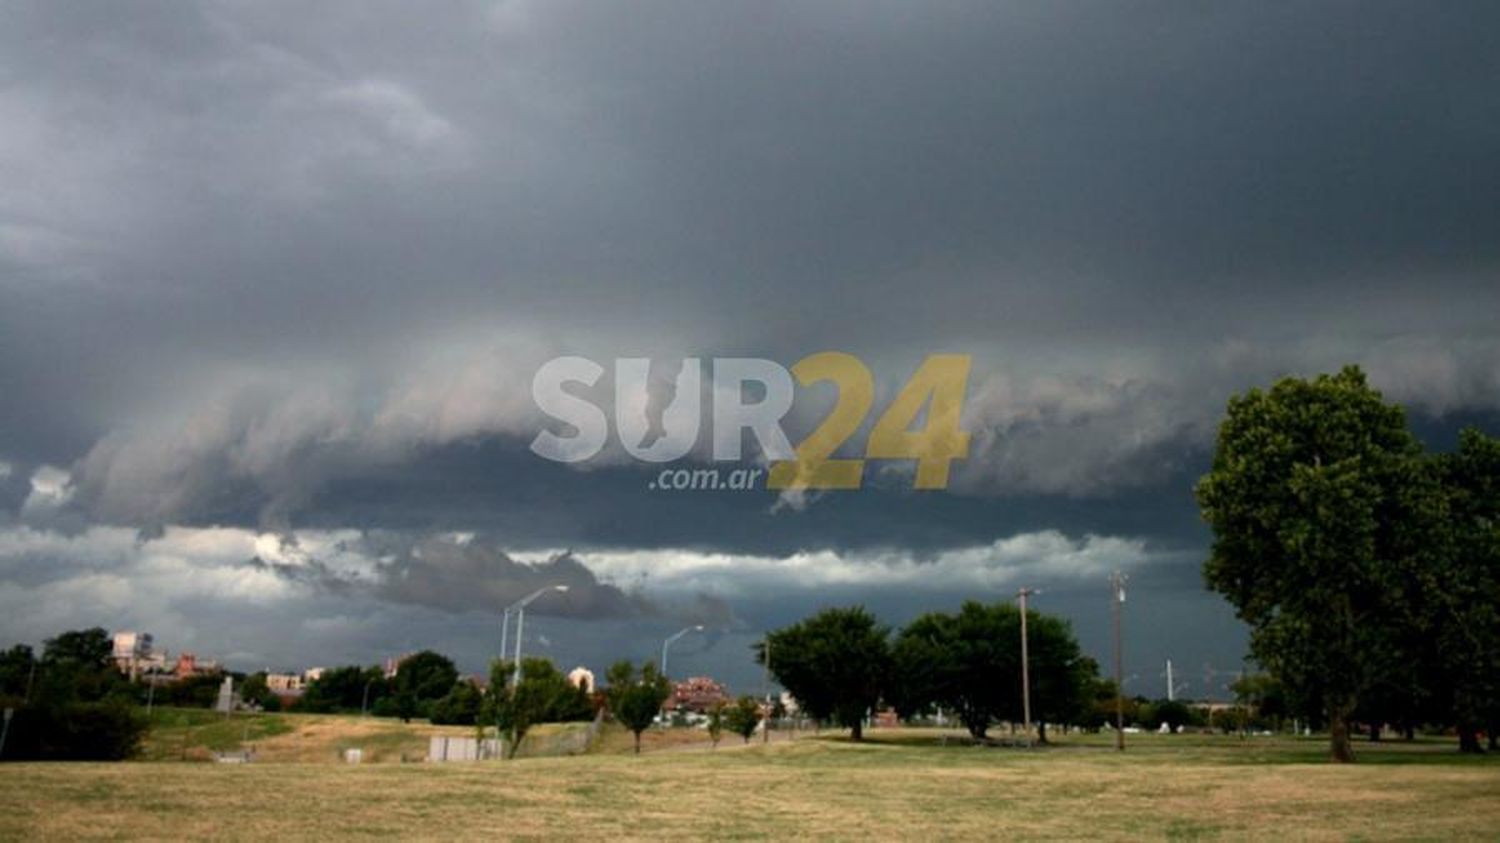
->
<box><xmin>265</xmin><ymin>672</ymin><xmax>305</xmax><ymax>693</ymax></box>
<box><xmin>567</xmin><ymin>666</ymin><xmax>595</xmax><ymax>694</ymax></box>
<box><xmin>111</xmin><ymin>631</ymin><xmax>156</xmax><ymax>679</ymax></box>
<box><xmin>174</xmin><ymin>651</ymin><xmax>221</xmax><ymax>679</ymax></box>
<box><xmin>668</xmin><ymin>676</ymin><xmax>729</xmax><ymax>713</ymax></box>
<box><xmin>303</xmin><ymin>667</ymin><xmax>325</xmax><ymax>683</ymax></box>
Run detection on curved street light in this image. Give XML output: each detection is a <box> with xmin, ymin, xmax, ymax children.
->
<box><xmin>508</xmin><ymin>585</ymin><xmax>569</xmax><ymax>687</ymax></box>
<box><xmin>660</xmin><ymin>625</ymin><xmax>704</xmax><ymax>680</ymax></box>
<box><xmin>658</xmin><ymin>625</ymin><xmax>704</xmax><ymax>729</ymax></box>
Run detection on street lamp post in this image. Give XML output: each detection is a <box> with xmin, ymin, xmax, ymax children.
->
<box><xmin>361</xmin><ymin>677</ymin><xmax>376</xmax><ymax>717</ymax></box>
<box><xmin>660</xmin><ymin>625</ymin><xmax>703</xmax><ymax>680</ymax></box>
<box><xmin>500</xmin><ymin>607</ymin><xmax>512</xmax><ymax>665</ymax></box>
<box><xmin>658</xmin><ymin>625</ymin><xmax>703</xmax><ymax>728</ymax></box>
<box><xmin>509</xmin><ymin>585</ymin><xmax>570</xmax><ymax>688</ymax></box>
<box><xmin>1017</xmin><ymin>587</ymin><xmax>1036</xmax><ymax>748</ymax></box>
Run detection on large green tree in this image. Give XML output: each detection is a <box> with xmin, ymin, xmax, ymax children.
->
<box><xmin>890</xmin><ymin>601</ymin><xmax>1094</xmax><ymax>741</ymax></box>
<box><xmin>0</xmin><ymin>644</ymin><xmax>36</xmax><ymax>702</ymax></box>
<box><xmin>1196</xmin><ymin>367</ymin><xmax>1427</xmax><ymax>762</ymax></box>
<box><xmin>1431</xmin><ymin>428</ymin><xmax>1500</xmax><ymax>751</ymax></box>
<box><xmin>429</xmin><ymin>681</ymin><xmax>484</xmax><ymax>726</ymax></box>
<box><xmin>484</xmin><ymin>658</ymin><xmax>592</xmax><ymax>758</ymax></box>
<box><xmin>3</xmin><ymin>629</ymin><xmax>144</xmax><ymax>760</ymax></box>
<box><xmin>298</xmin><ymin>665</ymin><xmax>386</xmax><ymax>713</ymax></box>
<box><xmin>762</xmin><ymin>606</ymin><xmax>890</xmax><ymax>740</ymax></box>
<box><xmin>390</xmin><ymin>650</ymin><xmax>460</xmax><ymax>721</ymax></box>
<box><xmin>604</xmin><ymin>660</ymin><xmax>671</xmax><ymax>755</ymax></box>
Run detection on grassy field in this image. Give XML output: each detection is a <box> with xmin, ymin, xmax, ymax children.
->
<box><xmin>3</xmin><ymin>727</ymin><xmax>1499</xmax><ymax>840</ymax></box>
<box><xmin>139</xmin><ymin>708</ymin><xmax>596</xmax><ymax>763</ymax></box>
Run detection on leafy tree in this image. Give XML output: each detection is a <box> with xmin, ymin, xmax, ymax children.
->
<box><xmin>723</xmin><ymin>695</ymin><xmax>762</xmax><ymax>744</ymax></box>
<box><xmin>42</xmin><ymin>628</ymin><xmax>112</xmax><ymax>668</ymax></box>
<box><xmin>1143</xmin><ymin>699</ymin><xmax>1193</xmax><ymax>732</ymax></box>
<box><xmin>1026</xmin><ymin>622</ymin><xmax>1096</xmax><ymax>743</ymax></box>
<box><xmin>1231</xmin><ymin>673</ymin><xmax>1288</xmax><ymax>732</ymax></box>
<box><xmin>1430</xmin><ymin>428</ymin><xmax>1500</xmax><ymax>751</ymax></box>
<box><xmin>891</xmin><ymin>601</ymin><xmax>1094</xmax><ymax>742</ymax></box>
<box><xmin>430</xmin><ymin>681</ymin><xmax>484</xmax><ymax>726</ymax></box>
<box><xmin>707</xmin><ymin>703</ymin><xmax>725</xmax><ymax>748</ymax></box>
<box><xmin>158</xmin><ymin>673</ymin><xmax>229</xmax><ymax>709</ymax></box>
<box><xmin>1082</xmin><ymin>677</ymin><xmax>1146</xmax><ymax>732</ymax></box>
<box><xmin>0</xmin><ymin>644</ymin><xmax>36</xmax><ymax>702</ymax></box>
<box><xmin>2</xmin><ymin>629</ymin><xmax>144</xmax><ymax>760</ymax></box>
<box><xmin>1196</xmin><ymin>367</ymin><xmax>1427</xmax><ymax>762</ymax></box>
<box><xmin>239</xmin><ymin>672</ymin><xmax>277</xmax><ymax>711</ymax></box>
<box><xmin>763</xmin><ymin>607</ymin><xmax>891</xmax><ymax>741</ymax></box>
<box><xmin>37</xmin><ymin>627</ymin><xmax>127</xmax><ymax>704</ymax></box>
<box><xmin>484</xmin><ymin>658</ymin><xmax>593</xmax><ymax>758</ymax></box>
<box><xmin>605</xmin><ymin>660</ymin><xmax>671</xmax><ymax>755</ymax></box>
<box><xmin>298</xmin><ymin>665</ymin><xmax>386</xmax><ymax>713</ymax></box>
<box><xmin>890</xmin><ymin>602</ymin><xmax>1013</xmax><ymax>739</ymax></box>
<box><xmin>391</xmin><ymin>651</ymin><xmax>459</xmax><ymax>721</ymax></box>
<box><xmin>3</xmin><ymin>699</ymin><xmax>147</xmax><ymax>760</ymax></box>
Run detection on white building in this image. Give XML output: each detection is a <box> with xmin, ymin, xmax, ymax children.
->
<box><xmin>567</xmin><ymin>666</ymin><xmax>595</xmax><ymax>694</ymax></box>
<box><xmin>111</xmin><ymin>631</ymin><xmax>162</xmax><ymax>679</ymax></box>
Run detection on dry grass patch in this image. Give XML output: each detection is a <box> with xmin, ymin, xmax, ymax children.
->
<box><xmin>3</xmin><ymin>730</ymin><xmax>1498</xmax><ymax>840</ymax></box>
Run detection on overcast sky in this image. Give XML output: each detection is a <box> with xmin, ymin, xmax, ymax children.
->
<box><xmin>2</xmin><ymin>1</ymin><xmax>1498</xmax><ymax>697</ymax></box>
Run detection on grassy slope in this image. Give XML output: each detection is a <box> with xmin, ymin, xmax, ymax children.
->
<box><xmin>4</xmin><ymin>729</ymin><xmax>1499</xmax><ymax>840</ymax></box>
<box><xmin>141</xmin><ymin>708</ymin><xmax>594</xmax><ymax>763</ymax></box>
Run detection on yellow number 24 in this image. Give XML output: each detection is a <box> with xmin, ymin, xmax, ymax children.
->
<box><xmin>768</xmin><ymin>353</ymin><xmax>971</xmax><ymax>491</ymax></box>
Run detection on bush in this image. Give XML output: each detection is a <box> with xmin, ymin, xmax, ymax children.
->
<box><xmin>3</xmin><ymin>700</ymin><xmax>148</xmax><ymax>760</ymax></box>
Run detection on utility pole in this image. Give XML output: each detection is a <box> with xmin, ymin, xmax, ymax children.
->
<box><xmin>1166</xmin><ymin>659</ymin><xmax>1176</xmax><ymax>702</ymax></box>
<box><xmin>1111</xmin><ymin>570</ymin><xmax>1127</xmax><ymax>751</ymax></box>
<box><xmin>1017</xmin><ymin>587</ymin><xmax>1035</xmax><ymax>748</ymax></box>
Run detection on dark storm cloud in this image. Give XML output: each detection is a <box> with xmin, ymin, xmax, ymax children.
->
<box><xmin>241</xmin><ymin>530</ymin><xmax>737</xmax><ymax>625</ymax></box>
<box><xmin>3</xmin><ymin>2</ymin><xmax>1500</xmax><ymax>678</ymax></box>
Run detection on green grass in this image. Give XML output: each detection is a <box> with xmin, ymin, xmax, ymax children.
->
<box><xmin>3</xmin><ymin>727</ymin><xmax>1497</xmax><ymax>839</ymax></box>
<box><xmin>139</xmin><ymin>707</ymin><xmax>294</xmax><ymax>760</ymax></box>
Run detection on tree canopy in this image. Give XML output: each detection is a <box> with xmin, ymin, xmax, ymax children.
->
<box><xmin>1198</xmin><ymin>366</ymin><xmax>1500</xmax><ymax>759</ymax></box>
<box><xmin>763</xmin><ymin>606</ymin><xmax>890</xmax><ymax>740</ymax></box>
<box><xmin>890</xmin><ymin>601</ymin><xmax>1093</xmax><ymax>741</ymax></box>
<box><xmin>605</xmin><ymin>660</ymin><xmax>671</xmax><ymax>754</ymax></box>
<box><xmin>483</xmin><ymin>657</ymin><xmax>593</xmax><ymax>758</ymax></box>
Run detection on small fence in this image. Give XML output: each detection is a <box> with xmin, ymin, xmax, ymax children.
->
<box><xmin>427</xmin><ymin>713</ymin><xmax>603</xmax><ymax>763</ymax></box>
<box><xmin>427</xmin><ymin>736</ymin><xmax>503</xmax><ymax>762</ymax></box>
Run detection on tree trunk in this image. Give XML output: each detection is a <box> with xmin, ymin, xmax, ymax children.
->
<box><xmin>966</xmin><ymin>714</ymin><xmax>987</xmax><ymax>741</ymax></box>
<box><xmin>1403</xmin><ymin>723</ymin><xmax>1415</xmax><ymax>741</ymax></box>
<box><xmin>1488</xmin><ymin>729</ymin><xmax>1498</xmax><ymax>752</ymax></box>
<box><xmin>1329</xmin><ymin>709</ymin><xmax>1356</xmax><ymax>763</ymax></box>
<box><xmin>633</xmin><ymin>731</ymin><xmax>642</xmax><ymax>755</ymax></box>
<box><xmin>1368</xmin><ymin>723</ymin><xmax>1380</xmax><ymax>742</ymax></box>
<box><xmin>850</xmin><ymin>720</ymin><xmax>863</xmax><ymax>741</ymax></box>
<box><xmin>1458</xmin><ymin>726</ymin><xmax>1482</xmax><ymax>753</ymax></box>
<box><xmin>1037</xmin><ymin>721</ymin><xmax>1048</xmax><ymax>744</ymax></box>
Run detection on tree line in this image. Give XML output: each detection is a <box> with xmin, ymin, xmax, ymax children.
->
<box><xmin>761</xmin><ymin>602</ymin><xmax>1102</xmax><ymax>742</ymax></box>
<box><xmin>1198</xmin><ymin>366</ymin><xmax>1500</xmax><ymax>761</ymax></box>
<box><xmin>0</xmin><ymin>629</ymin><xmax>148</xmax><ymax>760</ymax></box>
